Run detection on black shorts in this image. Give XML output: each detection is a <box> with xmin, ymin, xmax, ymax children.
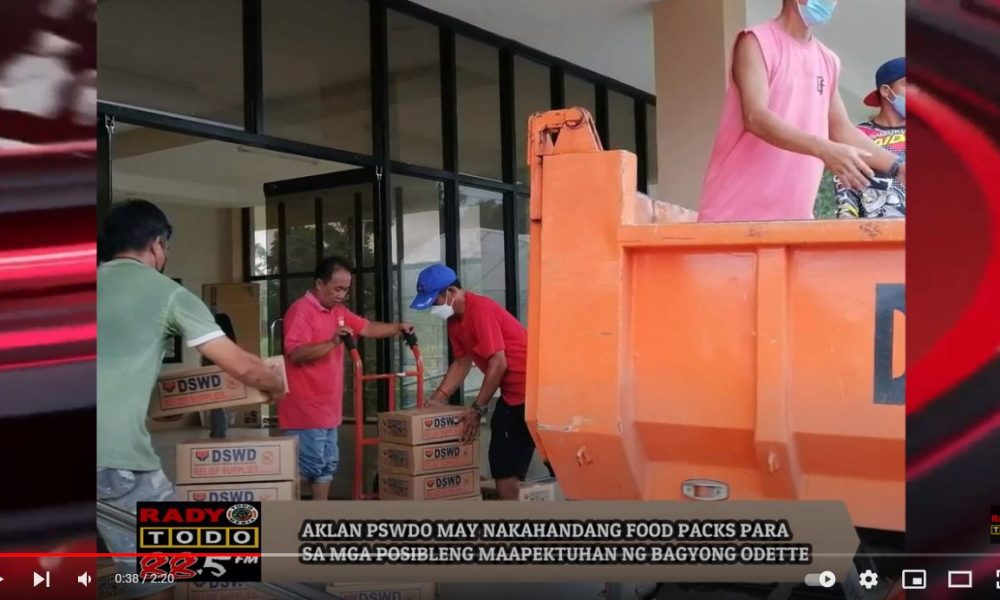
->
<box><xmin>488</xmin><ymin>399</ymin><xmax>536</xmax><ymax>480</ymax></box>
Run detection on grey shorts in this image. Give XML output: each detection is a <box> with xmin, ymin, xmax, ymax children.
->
<box><xmin>96</xmin><ymin>468</ymin><xmax>176</xmax><ymax>599</ymax></box>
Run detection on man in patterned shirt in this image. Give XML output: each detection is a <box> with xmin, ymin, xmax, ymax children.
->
<box><xmin>837</xmin><ymin>57</ymin><xmax>906</xmax><ymax>219</ymax></box>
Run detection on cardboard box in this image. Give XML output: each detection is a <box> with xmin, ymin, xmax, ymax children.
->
<box><xmin>482</xmin><ymin>477</ymin><xmax>557</xmax><ymax>501</ymax></box>
<box><xmin>203</xmin><ymin>283</ymin><xmax>262</xmax><ymax>306</ymax></box>
<box><xmin>150</xmin><ymin>356</ymin><xmax>286</xmax><ymax>418</ymax></box>
<box><xmin>446</xmin><ymin>494</ymin><xmax>483</xmax><ymax>501</ymax></box>
<box><xmin>378</xmin><ymin>439</ymin><xmax>478</xmax><ymax>476</ymax></box>
<box><xmin>174</xmin><ymin>582</ymin><xmax>274</xmax><ymax>600</ymax></box>
<box><xmin>97</xmin><ymin>559</ymin><xmax>124</xmax><ymax>600</ymax></box>
<box><xmin>175</xmin><ymin>436</ymin><xmax>298</xmax><ymax>484</ymax></box>
<box><xmin>325</xmin><ymin>583</ymin><xmax>436</xmax><ymax>600</ymax></box>
<box><xmin>379</xmin><ymin>469</ymin><xmax>480</xmax><ymax>501</ymax></box>
<box><xmin>199</xmin><ymin>404</ymin><xmax>273</xmax><ymax>429</ymax></box>
<box><xmin>203</xmin><ymin>283</ymin><xmax>263</xmax><ymax>357</ymax></box>
<box><xmin>176</xmin><ymin>481</ymin><xmax>295</xmax><ymax>502</ymax></box>
<box><xmin>378</xmin><ymin>407</ymin><xmax>468</xmax><ymax>445</ymax></box>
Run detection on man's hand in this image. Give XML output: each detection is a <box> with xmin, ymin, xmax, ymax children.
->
<box><xmin>425</xmin><ymin>392</ymin><xmax>448</xmax><ymax>408</ymax></box>
<box><xmin>398</xmin><ymin>322</ymin><xmax>414</xmax><ymax>335</ymax></box>
<box><xmin>819</xmin><ymin>141</ymin><xmax>874</xmax><ymax>190</ymax></box>
<box><xmin>268</xmin><ymin>364</ymin><xmax>287</xmax><ymax>404</ymax></box>
<box><xmin>333</xmin><ymin>325</ymin><xmax>355</xmax><ymax>345</ymax></box>
<box><xmin>458</xmin><ymin>406</ymin><xmax>482</xmax><ymax>442</ymax></box>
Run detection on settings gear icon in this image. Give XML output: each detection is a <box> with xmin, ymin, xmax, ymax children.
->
<box><xmin>859</xmin><ymin>569</ymin><xmax>879</xmax><ymax>590</ymax></box>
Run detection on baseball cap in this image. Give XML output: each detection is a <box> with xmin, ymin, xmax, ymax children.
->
<box><xmin>863</xmin><ymin>57</ymin><xmax>906</xmax><ymax>107</ymax></box>
<box><xmin>410</xmin><ymin>263</ymin><xmax>458</xmax><ymax>310</ymax></box>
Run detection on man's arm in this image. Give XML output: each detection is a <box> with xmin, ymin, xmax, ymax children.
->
<box><xmin>287</xmin><ymin>339</ymin><xmax>340</xmax><ymax>365</ymax></box>
<box><xmin>199</xmin><ymin>337</ymin><xmax>285</xmax><ymax>399</ymax></box>
<box><xmin>829</xmin><ymin>91</ymin><xmax>902</xmax><ymax>181</ymax></box>
<box><xmin>470</xmin><ymin>351</ymin><xmax>507</xmax><ymax>410</ymax></box>
<box><xmin>427</xmin><ymin>356</ymin><xmax>473</xmax><ymax>406</ymax></box>
<box><xmin>732</xmin><ymin>33</ymin><xmax>873</xmax><ymax>190</ymax></box>
<box><xmin>359</xmin><ymin>321</ymin><xmax>413</xmax><ymax>339</ymax></box>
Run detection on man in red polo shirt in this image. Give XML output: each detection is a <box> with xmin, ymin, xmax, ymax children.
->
<box><xmin>411</xmin><ymin>263</ymin><xmax>534</xmax><ymax>500</ymax></box>
<box><xmin>282</xmin><ymin>255</ymin><xmax>412</xmax><ymax>501</ymax></box>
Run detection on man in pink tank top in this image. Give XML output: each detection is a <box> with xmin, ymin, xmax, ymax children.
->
<box><xmin>697</xmin><ymin>0</ymin><xmax>906</xmax><ymax>222</ymax></box>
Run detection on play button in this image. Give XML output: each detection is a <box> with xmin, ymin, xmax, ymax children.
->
<box><xmin>819</xmin><ymin>571</ymin><xmax>836</xmax><ymax>588</ymax></box>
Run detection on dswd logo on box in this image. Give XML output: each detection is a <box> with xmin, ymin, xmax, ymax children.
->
<box><xmin>195</xmin><ymin>447</ymin><xmax>262</xmax><ymax>465</ymax></box>
<box><xmin>428</xmin><ymin>473</ymin><xmax>463</xmax><ymax>490</ymax></box>
<box><xmin>425</xmin><ymin>446</ymin><xmax>461</xmax><ymax>460</ymax></box>
<box><xmin>160</xmin><ymin>373</ymin><xmax>230</xmax><ymax>396</ymax></box>
<box><xmin>422</xmin><ymin>415</ymin><xmax>460</xmax><ymax>431</ymax></box>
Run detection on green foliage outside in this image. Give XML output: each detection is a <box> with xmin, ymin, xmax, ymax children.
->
<box><xmin>814</xmin><ymin>170</ymin><xmax>837</xmax><ymax>219</ymax></box>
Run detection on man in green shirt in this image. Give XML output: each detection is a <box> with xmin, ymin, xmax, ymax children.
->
<box><xmin>97</xmin><ymin>200</ymin><xmax>285</xmax><ymax>600</ymax></box>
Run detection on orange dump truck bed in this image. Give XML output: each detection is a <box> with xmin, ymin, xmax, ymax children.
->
<box><xmin>525</xmin><ymin>109</ymin><xmax>905</xmax><ymax>532</ymax></box>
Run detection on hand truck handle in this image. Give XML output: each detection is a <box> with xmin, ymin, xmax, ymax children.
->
<box><xmin>403</xmin><ymin>330</ymin><xmax>419</xmax><ymax>348</ymax></box>
<box><xmin>340</xmin><ymin>332</ymin><xmax>358</xmax><ymax>351</ymax></box>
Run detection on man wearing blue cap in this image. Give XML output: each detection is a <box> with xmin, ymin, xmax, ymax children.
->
<box><xmin>410</xmin><ymin>263</ymin><xmax>535</xmax><ymax>500</ymax></box>
<box><xmin>837</xmin><ymin>57</ymin><xmax>906</xmax><ymax>219</ymax></box>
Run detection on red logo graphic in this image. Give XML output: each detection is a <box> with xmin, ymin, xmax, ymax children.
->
<box><xmin>425</xmin><ymin>449</ymin><xmax>434</xmax><ymax>458</ymax></box>
<box><xmin>192</xmin><ymin>492</ymin><xmax>206</xmax><ymax>501</ymax></box>
<box><xmin>262</xmin><ymin>450</ymin><xmax>275</xmax><ymax>465</ymax></box>
<box><xmin>195</xmin><ymin>450</ymin><xmax>210</xmax><ymax>461</ymax></box>
<box><xmin>162</xmin><ymin>381</ymin><xmax>176</xmax><ymax>393</ymax></box>
<box><xmin>423</xmin><ymin>418</ymin><xmax>434</xmax><ymax>428</ymax></box>
<box><xmin>225</xmin><ymin>378</ymin><xmax>239</xmax><ymax>390</ymax></box>
<box><xmin>426</xmin><ymin>479</ymin><xmax>436</xmax><ymax>488</ymax></box>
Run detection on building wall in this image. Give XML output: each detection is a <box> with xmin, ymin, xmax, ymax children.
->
<box><xmin>653</xmin><ymin>0</ymin><xmax>746</xmax><ymax>211</ymax></box>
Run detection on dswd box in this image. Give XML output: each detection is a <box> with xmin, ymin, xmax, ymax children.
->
<box><xmin>175</xmin><ymin>437</ymin><xmax>298</xmax><ymax>484</ymax></box>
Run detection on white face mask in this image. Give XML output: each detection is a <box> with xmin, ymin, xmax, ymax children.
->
<box><xmin>430</xmin><ymin>293</ymin><xmax>455</xmax><ymax>320</ymax></box>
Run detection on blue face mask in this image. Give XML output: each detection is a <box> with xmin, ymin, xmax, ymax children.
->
<box><xmin>798</xmin><ymin>0</ymin><xmax>837</xmax><ymax>28</ymax></box>
<box><xmin>887</xmin><ymin>89</ymin><xmax>906</xmax><ymax>118</ymax></box>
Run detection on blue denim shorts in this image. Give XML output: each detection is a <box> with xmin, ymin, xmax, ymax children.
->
<box><xmin>285</xmin><ymin>428</ymin><xmax>339</xmax><ymax>484</ymax></box>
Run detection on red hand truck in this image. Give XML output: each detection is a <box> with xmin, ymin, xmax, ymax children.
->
<box><xmin>341</xmin><ymin>330</ymin><xmax>424</xmax><ymax>500</ymax></box>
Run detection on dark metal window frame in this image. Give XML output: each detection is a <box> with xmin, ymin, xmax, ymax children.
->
<box><xmin>96</xmin><ymin>0</ymin><xmax>657</xmax><ymax>411</ymax></box>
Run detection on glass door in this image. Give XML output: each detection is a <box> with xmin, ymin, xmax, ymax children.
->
<box><xmin>262</xmin><ymin>168</ymin><xmax>380</xmax><ymax>423</ymax></box>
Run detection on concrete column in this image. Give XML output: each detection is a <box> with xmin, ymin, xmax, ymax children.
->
<box><xmin>653</xmin><ymin>0</ymin><xmax>747</xmax><ymax>210</ymax></box>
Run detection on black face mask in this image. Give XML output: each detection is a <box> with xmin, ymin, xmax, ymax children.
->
<box><xmin>154</xmin><ymin>239</ymin><xmax>169</xmax><ymax>274</ymax></box>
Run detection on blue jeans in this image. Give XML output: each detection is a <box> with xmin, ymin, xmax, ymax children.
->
<box><xmin>285</xmin><ymin>428</ymin><xmax>339</xmax><ymax>483</ymax></box>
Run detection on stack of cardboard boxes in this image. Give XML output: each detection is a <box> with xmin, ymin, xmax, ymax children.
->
<box><xmin>174</xmin><ymin>436</ymin><xmax>299</xmax><ymax>501</ymax></box>
<box><xmin>376</xmin><ymin>406</ymin><xmax>482</xmax><ymax>501</ymax></box>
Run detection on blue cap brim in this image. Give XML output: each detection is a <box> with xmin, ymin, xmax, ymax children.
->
<box><xmin>409</xmin><ymin>292</ymin><xmax>439</xmax><ymax>310</ymax></box>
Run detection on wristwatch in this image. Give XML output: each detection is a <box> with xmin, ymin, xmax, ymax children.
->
<box><xmin>471</xmin><ymin>402</ymin><xmax>488</xmax><ymax>418</ymax></box>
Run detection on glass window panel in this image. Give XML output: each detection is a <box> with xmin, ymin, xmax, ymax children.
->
<box><xmin>456</xmin><ymin>36</ymin><xmax>501</xmax><ymax>180</ymax></box>
<box><xmin>458</xmin><ymin>186</ymin><xmax>506</xmax><ymax>406</ymax></box>
<box><xmin>517</xmin><ymin>195</ymin><xmax>529</xmax><ymax>327</ymax></box>
<box><xmin>387</xmin><ymin>11</ymin><xmax>442</xmax><ymax>168</ymax></box>
<box><xmin>609</xmin><ymin>90</ymin><xmax>636</xmax><ymax>154</ymax></box>
<box><xmin>98</xmin><ymin>0</ymin><xmax>243</xmax><ymax>126</ymax></box>
<box><xmin>647</xmin><ymin>102</ymin><xmax>658</xmax><ymax>198</ymax></box>
<box><xmin>563</xmin><ymin>74</ymin><xmax>596</xmax><ymax>118</ymax></box>
<box><xmin>264</xmin><ymin>279</ymin><xmax>281</xmax><ymax>355</ymax></box>
<box><xmin>514</xmin><ymin>57</ymin><xmax>550</xmax><ymax>187</ymax></box>
<box><xmin>320</xmin><ymin>187</ymin><xmax>361</xmax><ymax>266</ymax></box>
<box><xmin>283</xmin><ymin>198</ymin><xmax>317</xmax><ymax>275</ymax></box>
<box><xmin>251</xmin><ymin>204</ymin><xmax>279</xmax><ymax>277</ymax></box>
<box><xmin>262</xmin><ymin>0</ymin><xmax>371</xmax><ymax>153</ymax></box>
<box><xmin>284</xmin><ymin>276</ymin><xmax>314</xmax><ymax>314</ymax></box>
<box><xmin>388</xmin><ymin>175</ymin><xmax>446</xmax><ymax>408</ymax></box>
